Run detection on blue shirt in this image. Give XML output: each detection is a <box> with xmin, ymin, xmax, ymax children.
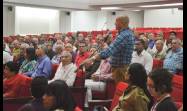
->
<box><xmin>148</xmin><ymin>40</ymin><xmax>155</xmax><ymax>49</ymax></box>
<box><xmin>25</xmin><ymin>55</ymin><xmax>52</xmax><ymax>79</ymax></box>
<box><xmin>163</xmin><ymin>47</ymin><xmax>183</xmax><ymax>74</ymax></box>
<box><xmin>99</xmin><ymin>28</ymin><xmax>135</xmax><ymax>67</ymax></box>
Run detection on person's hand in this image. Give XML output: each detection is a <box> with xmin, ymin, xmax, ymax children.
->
<box><xmin>81</xmin><ymin>57</ymin><xmax>95</xmax><ymax>66</ymax></box>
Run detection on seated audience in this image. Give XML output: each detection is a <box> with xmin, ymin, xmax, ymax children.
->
<box><xmin>12</xmin><ymin>40</ymin><xmax>21</xmax><ymax>57</ymax></box>
<box><xmin>3</xmin><ymin>61</ymin><xmax>32</xmax><ymax>98</ymax></box>
<box><xmin>131</xmin><ymin>39</ymin><xmax>153</xmax><ymax>74</ymax></box>
<box><xmin>166</xmin><ymin>31</ymin><xmax>177</xmax><ymax>51</ymax></box>
<box><xmin>84</xmin><ymin>57</ymin><xmax>112</xmax><ymax>107</ymax></box>
<box><xmin>18</xmin><ymin>76</ymin><xmax>48</xmax><ymax>111</ymax></box>
<box><xmin>24</xmin><ymin>44</ymin><xmax>52</xmax><ymax>79</ymax></box>
<box><xmin>19</xmin><ymin>48</ymin><xmax>37</xmax><ymax>73</ymax></box>
<box><xmin>151</xmin><ymin>40</ymin><xmax>166</xmax><ymax>60</ymax></box>
<box><xmin>147</xmin><ymin>69</ymin><xmax>177</xmax><ymax>111</ymax></box>
<box><xmin>113</xmin><ymin>63</ymin><xmax>154</xmax><ymax>111</ymax></box>
<box><xmin>3</xmin><ymin>42</ymin><xmax>13</xmax><ymax>65</ymax></box>
<box><xmin>43</xmin><ymin>80</ymin><xmax>76</xmax><ymax>111</ymax></box>
<box><xmin>64</xmin><ymin>43</ymin><xmax>77</xmax><ymax>63</ymax></box>
<box><xmin>163</xmin><ymin>38</ymin><xmax>183</xmax><ymax>74</ymax></box>
<box><xmin>51</xmin><ymin>44</ymin><xmax>63</xmax><ymax>64</ymax></box>
<box><xmin>75</xmin><ymin>41</ymin><xmax>90</xmax><ymax>67</ymax></box>
<box><xmin>85</xmin><ymin>46</ymin><xmax>101</xmax><ymax>79</ymax></box>
<box><xmin>49</xmin><ymin>51</ymin><xmax>77</xmax><ymax>86</ymax></box>
<box><xmin>46</xmin><ymin>43</ymin><xmax>56</xmax><ymax>60</ymax></box>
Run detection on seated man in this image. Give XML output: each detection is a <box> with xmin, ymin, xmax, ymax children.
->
<box><xmin>84</xmin><ymin>58</ymin><xmax>112</xmax><ymax>107</ymax></box>
<box><xmin>24</xmin><ymin>45</ymin><xmax>52</xmax><ymax>79</ymax></box>
<box><xmin>48</xmin><ymin>51</ymin><xmax>77</xmax><ymax>86</ymax></box>
<box><xmin>131</xmin><ymin>39</ymin><xmax>153</xmax><ymax>74</ymax></box>
<box><xmin>163</xmin><ymin>38</ymin><xmax>183</xmax><ymax>74</ymax></box>
<box><xmin>75</xmin><ymin>41</ymin><xmax>90</xmax><ymax>67</ymax></box>
<box><xmin>151</xmin><ymin>40</ymin><xmax>166</xmax><ymax>60</ymax></box>
<box><xmin>3</xmin><ymin>61</ymin><xmax>32</xmax><ymax>98</ymax></box>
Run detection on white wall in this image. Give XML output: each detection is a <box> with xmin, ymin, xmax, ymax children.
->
<box><xmin>3</xmin><ymin>5</ymin><xmax>15</xmax><ymax>36</ymax></box>
<box><xmin>59</xmin><ymin>11</ymin><xmax>71</xmax><ymax>33</ymax></box>
<box><xmin>144</xmin><ymin>8</ymin><xmax>183</xmax><ymax>27</ymax></box>
<box><xmin>15</xmin><ymin>6</ymin><xmax>59</xmax><ymax>35</ymax></box>
<box><xmin>106</xmin><ymin>11</ymin><xmax>144</xmax><ymax>29</ymax></box>
<box><xmin>71</xmin><ymin>10</ymin><xmax>144</xmax><ymax>31</ymax></box>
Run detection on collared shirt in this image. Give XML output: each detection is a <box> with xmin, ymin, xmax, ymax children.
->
<box><xmin>25</xmin><ymin>55</ymin><xmax>52</xmax><ymax>79</ymax></box>
<box><xmin>148</xmin><ymin>40</ymin><xmax>155</xmax><ymax>49</ymax></box>
<box><xmin>131</xmin><ymin>50</ymin><xmax>153</xmax><ymax>74</ymax></box>
<box><xmin>48</xmin><ymin>63</ymin><xmax>77</xmax><ymax>86</ymax></box>
<box><xmin>75</xmin><ymin>51</ymin><xmax>90</xmax><ymax>67</ymax></box>
<box><xmin>99</xmin><ymin>28</ymin><xmax>135</xmax><ymax>67</ymax></box>
<box><xmin>163</xmin><ymin>47</ymin><xmax>183</xmax><ymax>74</ymax></box>
<box><xmin>19</xmin><ymin>60</ymin><xmax>37</xmax><ymax>73</ymax></box>
<box><xmin>92</xmin><ymin>59</ymin><xmax>112</xmax><ymax>81</ymax></box>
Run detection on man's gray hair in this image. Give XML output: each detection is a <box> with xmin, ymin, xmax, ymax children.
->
<box><xmin>38</xmin><ymin>44</ymin><xmax>48</xmax><ymax>54</ymax></box>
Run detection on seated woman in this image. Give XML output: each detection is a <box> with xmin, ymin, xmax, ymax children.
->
<box><xmin>3</xmin><ymin>61</ymin><xmax>32</xmax><ymax>98</ymax></box>
<box><xmin>48</xmin><ymin>51</ymin><xmax>77</xmax><ymax>87</ymax></box>
<box><xmin>113</xmin><ymin>63</ymin><xmax>154</xmax><ymax>111</ymax></box>
<box><xmin>43</xmin><ymin>80</ymin><xmax>77</xmax><ymax>111</ymax></box>
<box><xmin>147</xmin><ymin>69</ymin><xmax>178</xmax><ymax>111</ymax></box>
<box><xmin>19</xmin><ymin>48</ymin><xmax>37</xmax><ymax>73</ymax></box>
<box><xmin>51</xmin><ymin>44</ymin><xmax>63</xmax><ymax>64</ymax></box>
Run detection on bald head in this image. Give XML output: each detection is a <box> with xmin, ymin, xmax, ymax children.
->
<box><xmin>115</xmin><ymin>16</ymin><xmax>130</xmax><ymax>31</ymax></box>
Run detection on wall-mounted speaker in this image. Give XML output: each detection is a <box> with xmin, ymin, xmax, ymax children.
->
<box><xmin>66</xmin><ymin>11</ymin><xmax>70</xmax><ymax>16</ymax></box>
<box><xmin>8</xmin><ymin>6</ymin><xmax>13</xmax><ymax>11</ymax></box>
<box><xmin>112</xmin><ymin>12</ymin><xmax>116</xmax><ymax>15</ymax></box>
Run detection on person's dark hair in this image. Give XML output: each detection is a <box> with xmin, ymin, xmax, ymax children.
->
<box><xmin>128</xmin><ymin>63</ymin><xmax>154</xmax><ymax>110</ymax></box>
<box><xmin>170</xmin><ymin>31</ymin><xmax>177</xmax><ymax>36</ymax></box>
<box><xmin>148</xmin><ymin>68</ymin><xmax>173</xmax><ymax>94</ymax></box>
<box><xmin>5</xmin><ymin>61</ymin><xmax>19</xmax><ymax>74</ymax></box>
<box><xmin>45</xmin><ymin>80</ymin><xmax>76</xmax><ymax>111</ymax></box>
<box><xmin>26</xmin><ymin>48</ymin><xmax>36</xmax><ymax>61</ymax></box>
<box><xmin>31</xmin><ymin>76</ymin><xmax>48</xmax><ymax>98</ymax></box>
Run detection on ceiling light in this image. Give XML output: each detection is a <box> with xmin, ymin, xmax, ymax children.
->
<box><xmin>101</xmin><ymin>7</ymin><xmax>123</xmax><ymax>10</ymax></box>
<box><xmin>139</xmin><ymin>3</ymin><xmax>183</xmax><ymax>8</ymax></box>
<box><xmin>132</xmin><ymin>10</ymin><xmax>141</xmax><ymax>11</ymax></box>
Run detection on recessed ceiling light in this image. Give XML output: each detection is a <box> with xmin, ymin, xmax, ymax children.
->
<box><xmin>139</xmin><ymin>3</ymin><xmax>183</xmax><ymax>8</ymax></box>
<box><xmin>101</xmin><ymin>7</ymin><xmax>123</xmax><ymax>10</ymax></box>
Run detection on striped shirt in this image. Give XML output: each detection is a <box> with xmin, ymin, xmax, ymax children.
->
<box><xmin>99</xmin><ymin>28</ymin><xmax>135</xmax><ymax>67</ymax></box>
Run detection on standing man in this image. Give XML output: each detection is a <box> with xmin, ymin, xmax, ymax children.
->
<box><xmin>83</xmin><ymin>16</ymin><xmax>135</xmax><ymax>83</ymax></box>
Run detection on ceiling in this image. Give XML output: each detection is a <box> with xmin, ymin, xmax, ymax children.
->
<box><xmin>3</xmin><ymin>0</ymin><xmax>183</xmax><ymax>11</ymax></box>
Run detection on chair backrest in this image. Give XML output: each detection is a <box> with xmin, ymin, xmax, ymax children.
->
<box><xmin>171</xmin><ymin>75</ymin><xmax>183</xmax><ymax>102</ymax></box>
<box><xmin>3</xmin><ymin>96</ymin><xmax>34</xmax><ymax>111</ymax></box>
<box><xmin>109</xmin><ymin>82</ymin><xmax>129</xmax><ymax>111</ymax></box>
<box><xmin>50</xmin><ymin>64</ymin><xmax>59</xmax><ymax>80</ymax></box>
<box><xmin>70</xmin><ymin>87</ymin><xmax>87</xmax><ymax>109</ymax></box>
<box><xmin>152</xmin><ymin>59</ymin><xmax>163</xmax><ymax>70</ymax></box>
<box><xmin>73</xmin><ymin>69</ymin><xmax>85</xmax><ymax>87</ymax></box>
<box><xmin>74</xmin><ymin>106</ymin><xmax>83</xmax><ymax>111</ymax></box>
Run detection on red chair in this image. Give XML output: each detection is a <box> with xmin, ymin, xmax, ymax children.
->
<box><xmin>88</xmin><ymin>82</ymin><xmax>129</xmax><ymax>111</ymax></box>
<box><xmin>50</xmin><ymin>64</ymin><xmax>59</xmax><ymax>80</ymax></box>
<box><xmin>70</xmin><ymin>87</ymin><xmax>87</xmax><ymax>110</ymax></box>
<box><xmin>92</xmin><ymin>80</ymin><xmax>115</xmax><ymax>100</ymax></box>
<box><xmin>74</xmin><ymin>106</ymin><xmax>83</xmax><ymax>111</ymax></box>
<box><xmin>171</xmin><ymin>75</ymin><xmax>183</xmax><ymax>102</ymax></box>
<box><xmin>152</xmin><ymin>59</ymin><xmax>163</xmax><ymax>70</ymax></box>
<box><xmin>3</xmin><ymin>96</ymin><xmax>34</xmax><ymax>111</ymax></box>
<box><xmin>74</xmin><ymin>69</ymin><xmax>85</xmax><ymax>87</ymax></box>
<box><xmin>109</xmin><ymin>82</ymin><xmax>128</xmax><ymax>111</ymax></box>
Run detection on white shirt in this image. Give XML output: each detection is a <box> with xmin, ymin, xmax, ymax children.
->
<box><xmin>3</xmin><ymin>51</ymin><xmax>13</xmax><ymax>65</ymax></box>
<box><xmin>49</xmin><ymin>63</ymin><xmax>77</xmax><ymax>86</ymax></box>
<box><xmin>131</xmin><ymin>50</ymin><xmax>153</xmax><ymax>74</ymax></box>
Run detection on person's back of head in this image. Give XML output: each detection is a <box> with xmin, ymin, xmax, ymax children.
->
<box><xmin>43</xmin><ymin>80</ymin><xmax>76</xmax><ymax>111</ymax></box>
<box><xmin>31</xmin><ymin>76</ymin><xmax>48</xmax><ymax>98</ymax></box>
